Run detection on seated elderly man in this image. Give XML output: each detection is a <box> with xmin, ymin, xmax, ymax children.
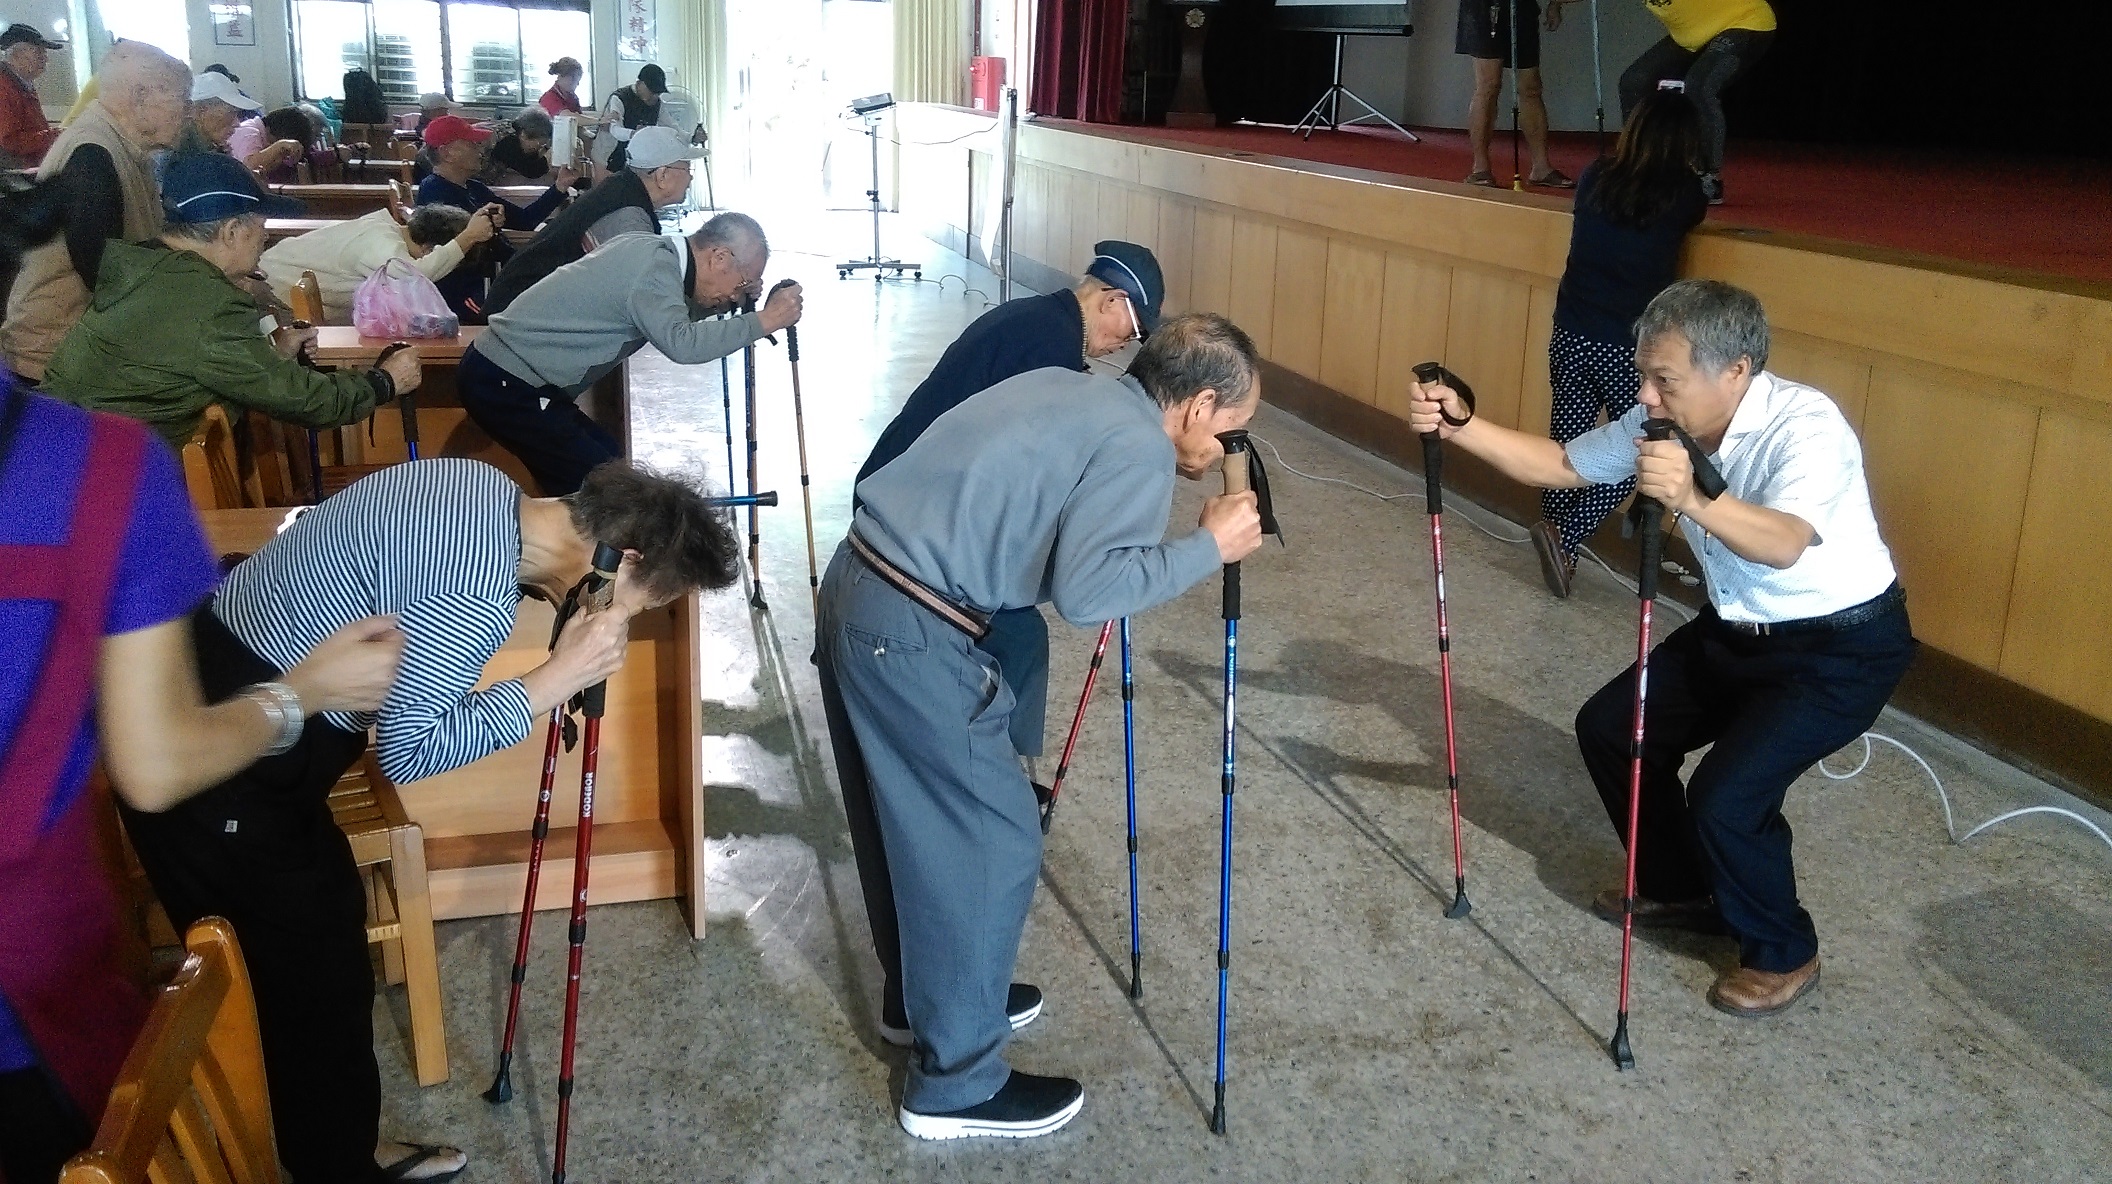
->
<box><xmin>120</xmin><ymin>456</ymin><xmax>742</xmax><ymax>1184</ymax></box>
<box><xmin>416</xmin><ymin>114</ymin><xmax>577</xmax><ymax>321</ymax></box>
<box><xmin>3</xmin><ymin>40</ymin><xmax>188</xmax><ymax>381</ymax></box>
<box><xmin>460</xmin><ymin>211</ymin><xmax>801</xmax><ymax>494</ymax></box>
<box><xmin>261</xmin><ymin>202</ymin><xmax>496</xmax><ymax>324</ymax></box>
<box><xmin>0</xmin><ymin>22</ymin><xmax>66</xmax><ymax>168</ymax></box>
<box><xmin>480</xmin><ymin>124</ymin><xmax>704</xmax><ymax>316</ymax></box>
<box><xmin>42</xmin><ymin>152</ymin><xmax>422</xmax><ymax>448</ymax></box>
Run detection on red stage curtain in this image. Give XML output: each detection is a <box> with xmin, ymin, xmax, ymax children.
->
<box><xmin>1030</xmin><ymin>0</ymin><xmax>1127</xmax><ymax>123</ymax></box>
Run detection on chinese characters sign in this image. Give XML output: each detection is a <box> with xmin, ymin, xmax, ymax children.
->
<box><xmin>618</xmin><ymin>0</ymin><xmax>657</xmax><ymax>62</ymax></box>
<box><xmin>211</xmin><ymin>0</ymin><xmax>257</xmax><ymax>46</ymax></box>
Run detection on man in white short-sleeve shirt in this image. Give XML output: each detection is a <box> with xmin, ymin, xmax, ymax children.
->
<box><xmin>1409</xmin><ymin>279</ymin><xmax>1914</xmax><ymax>1019</ymax></box>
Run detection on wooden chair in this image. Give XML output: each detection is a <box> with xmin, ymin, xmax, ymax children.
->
<box><xmin>180</xmin><ymin>405</ymin><xmax>256</xmax><ymax>511</ymax></box>
<box><xmin>289</xmin><ymin>271</ymin><xmax>325</xmax><ymax>325</ymax></box>
<box><xmin>328</xmin><ymin>755</ymin><xmax>449</xmax><ymax>1086</ymax></box>
<box><xmin>59</xmin><ymin>918</ymin><xmax>281</xmax><ymax>1184</ymax></box>
<box><xmin>386</xmin><ymin>178</ymin><xmax>413</xmax><ymax>226</ymax></box>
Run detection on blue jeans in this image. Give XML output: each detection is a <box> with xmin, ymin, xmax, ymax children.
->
<box><xmin>457</xmin><ymin>345</ymin><xmax>620</xmax><ymax>496</ymax></box>
<box><xmin>1575</xmin><ymin>596</ymin><xmax>1914</xmax><ymax>972</ymax></box>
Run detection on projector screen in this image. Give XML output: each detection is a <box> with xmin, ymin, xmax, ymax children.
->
<box><xmin>1271</xmin><ymin>3</ymin><xmax>1413</xmax><ymax>35</ymax></box>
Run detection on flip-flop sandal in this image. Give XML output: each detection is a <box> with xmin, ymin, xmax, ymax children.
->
<box><xmin>1462</xmin><ymin>170</ymin><xmax>1501</xmax><ymax>187</ymax></box>
<box><xmin>1526</xmin><ymin>169</ymin><xmax>1576</xmax><ymax>188</ymax></box>
<box><xmin>381</xmin><ymin>1144</ymin><xmax>467</xmax><ymax>1183</ymax></box>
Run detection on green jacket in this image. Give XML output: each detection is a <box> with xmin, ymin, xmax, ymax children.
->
<box><xmin>43</xmin><ymin>240</ymin><xmax>383</xmax><ymax>450</ymax></box>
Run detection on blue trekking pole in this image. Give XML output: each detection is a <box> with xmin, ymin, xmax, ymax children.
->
<box><xmin>1209</xmin><ymin>430</ymin><xmax>1279</xmax><ymax>1134</ymax></box>
<box><xmin>1121</xmin><ymin>616</ymin><xmax>1142</xmax><ymax>1000</ymax></box>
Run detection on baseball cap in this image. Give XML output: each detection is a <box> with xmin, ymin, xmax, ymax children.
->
<box><xmin>418</xmin><ymin>91</ymin><xmax>459</xmax><ymax>112</ymax></box>
<box><xmin>161</xmin><ymin>152</ymin><xmax>303</xmax><ymax>224</ymax></box>
<box><xmin>625</xmin><ymin>125</ymin><xmax>705</xmax><ymax>171</ymax></box>
<box><xmin>637</xmin><ymin>64</ymin><xmax>668</xmax><ymax>95</ymax></box>
<box><xmin>1085</xmin><ymin>240</ymin><xmax>1164</xmax><ymax>334</ymax></box>
<box><xmin>191</xmin><ymin>70</ymin><xmax>262</xmax><ymax>113</ymax></box>
<box><xmin>423</xmin><ymin>114</ymin><xmax>493</xmax><ymax>149</ymax></box>
<box><xmin>0</xmin><ymin>23</ymin><xmax>64</xmax><ymax>50</ymax></box>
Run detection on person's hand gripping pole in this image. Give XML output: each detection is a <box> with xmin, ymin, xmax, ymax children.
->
<box><xmin>1411</xmin><ymin>361</ymin><xmax>1476</xmax><ymax>921</ymax></box>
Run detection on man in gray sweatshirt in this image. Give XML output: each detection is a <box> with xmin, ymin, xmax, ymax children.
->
<box><xmin>817</xmin><ymin>312</ymin><xmax>1266</xmax><ymax>1140</ymax></box>
<box><xmin>458</xmin><ymin>211</ymin><xmax>803</xmax><ymax>494</ymax></box>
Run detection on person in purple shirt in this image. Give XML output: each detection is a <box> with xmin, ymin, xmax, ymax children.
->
<box><xmin>0</xmin><ymin>181</ymin><xmax>407</xmax><ymax>1184</ymax></box>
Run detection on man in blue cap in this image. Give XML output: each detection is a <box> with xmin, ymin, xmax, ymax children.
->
<box><xmin>855</xmin><ymin>240</ymin><xmax>1163</xmax><ymax>765</ymax></box>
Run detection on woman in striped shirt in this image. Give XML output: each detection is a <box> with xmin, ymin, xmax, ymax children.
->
<box><xmin>118</xmin><ymin>457</ymin><xmax>740</xmax><ymax>1184</ymax></box>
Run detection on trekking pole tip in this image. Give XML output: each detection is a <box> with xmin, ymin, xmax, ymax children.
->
<box><xmin>1209</xmin><ymin>1088</ymin><xmax>1227</xmax><ymax>1135</ymax></box>
<box><xmin>1129</xmin><ymin>954</ymin><xmax>1143</xmax><ymax>1000</ymax></box>
<box><xmin>1610</xmin><ymin>1015</ymin><xmax>1635</xmax><ymax>1071</ymax></box>
<box><xmin>483</xmin><ymin>1059</ymin><xmax>514</xmax><ymax>1104</ymax></box>
<box><xmin>1444</xmin><ymin>887</ymin><xmax>1473</xmax><ymax>920</ymax></box>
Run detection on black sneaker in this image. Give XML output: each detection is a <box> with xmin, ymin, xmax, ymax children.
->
<box><xmin>879</xmin><ymin>983</ymin><xmax>1044</xmax><ymax>1047</ymax></box>
<box><xmin>1592</xmin><ymin>888</ymin><xmax>1727</xmax><ymax>933</ymax></box>
<box><xmin>1700</xmin><ymin>171</ymin><xmax>1725</xmax><ymax>205</ymax></box>
<box><xmin>898</xmin><ymin>1071</ymin><xmax>1084</xmax><ymax>1141</ymax></box>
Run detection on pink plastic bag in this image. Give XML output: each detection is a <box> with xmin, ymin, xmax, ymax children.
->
<box><xmin>352</xmin><ymin>258</ymin><xmax>460</xmax><ymax>339</ymax></box>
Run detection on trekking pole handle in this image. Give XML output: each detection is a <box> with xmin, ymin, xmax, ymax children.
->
<box><xmin>373</xmin><ymin>340</ymin><xmax>419</xmax><ymax>448</ymax></box>
<box><xmin>580</xmin><ymin>542</ymin><xmax>622</xmax><ymax>718</ymax></box>
<box><xmin>1219</xmin><ymin>431</ymin><xmax>1251</xmax><ymax>620</ymax></box>
<box><xmin>1634</xmin><ymin>419</ymin><xmax>1679</xmax><ymax>602</ymax></box>
<box><xmin>1412</xmin><ymin>362</ymin><xmax>1477</xmax><ymax>514</ymax></box>
<box><xmin>785</xmin><ymin>323</ymin><xmax>799</xmax><ymax>363</ymax></box>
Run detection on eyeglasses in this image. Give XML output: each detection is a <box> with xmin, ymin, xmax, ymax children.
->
<box><xmin>1121</xmin><ymin>293</ymin><xmax>1143</xmax><ymax>342</ymax></box>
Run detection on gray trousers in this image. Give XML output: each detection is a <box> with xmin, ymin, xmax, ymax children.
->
<box><xmin>815</xmin><ymin>544</ymin><xmax>1042</xmax><ymax>1113</ymax></box>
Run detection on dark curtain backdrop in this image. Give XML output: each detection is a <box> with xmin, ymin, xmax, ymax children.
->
<box><xmin>1031</xmin><ymin>0</ymin><xmax>1131</xmax><ymax>121</ymax></box>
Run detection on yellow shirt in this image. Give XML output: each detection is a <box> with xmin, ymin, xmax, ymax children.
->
<box><xmin>60</xmin><ymin>75</ymin><xmax>95</xmax><ymax>127</ymax></box>
<box><xmin>1646</xmin><ymin>0</ymin><xmax>1776</xmax><ymax>52</ymax></box>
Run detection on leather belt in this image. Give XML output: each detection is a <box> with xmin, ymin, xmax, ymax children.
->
<box><xmin>1715</xmin><ymin>582</ymin><xmax>1906</xmax><ymax>637</ymax></box>
<box><xmin>846</xmin><ymin>533</ymin><xmax>990</xmax><ymax>641</ymax></box>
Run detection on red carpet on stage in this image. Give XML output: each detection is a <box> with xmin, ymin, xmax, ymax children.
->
<box><xmin>1073</xmin><ymin>121</ymin><xmax>2112</xmax><ymax>287</ymax></box>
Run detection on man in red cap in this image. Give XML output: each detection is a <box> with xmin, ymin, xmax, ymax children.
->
<box><xmin>414</xmin><ymin>113</ymin><xmax>577</xmax><ymax>321</ymax></box>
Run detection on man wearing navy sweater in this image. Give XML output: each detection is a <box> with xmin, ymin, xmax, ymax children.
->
<box><xmin>855</xmin><ymin>241</ymin><xmax>1163</xmax><ymax>768</ymax></box>
<box><xmin>415</xmin><ymin>115</ymin><xmax>577</xmax><ymax>322</ymax></box>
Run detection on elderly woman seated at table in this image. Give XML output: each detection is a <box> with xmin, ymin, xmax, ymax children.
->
<box><xmin>40</xmin><ymin>152</ymin><xmax>423</xmax><ymax>449</ymax></box>
<box><xmin>229</xmin><ymin>105</ymin><xmax>324</xmax><ymax>185</ymax></box>
<box><xmin>260</xmin><ymin>202</ymin><xmax>497</xmax><ymax>324</ymax></box>
<box><xmin>481</xmin><ymin>107</ymin><xmax>557</xmax><ymax>185</ymax></box>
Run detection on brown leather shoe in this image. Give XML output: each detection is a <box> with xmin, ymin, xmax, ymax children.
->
<box><xmin>1709</xmin><ymin>957</ymin><xmax>1821</xmax><ymax>1017</ymax></box>
<box><xmin>1591</xmin><ymin>888</ymin><xmax>1725</xmax><ymax>932</ymax></box>
<box><xmin>1530</xmin><ymin>521</ymin><xmax>1574</xmax><ymax>598</ymax></box>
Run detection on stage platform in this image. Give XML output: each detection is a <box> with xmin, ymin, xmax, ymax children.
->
<box><xmin>1109</xmin><ymin>121</ymin><xmax>2112</xmax><ymax>287</ymax></box>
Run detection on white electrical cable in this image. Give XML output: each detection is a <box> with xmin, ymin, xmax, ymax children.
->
<box><xmin>1254</xmin><ymin>432</ymin><xmax>2112</xmax><ymax>866</ymax></box>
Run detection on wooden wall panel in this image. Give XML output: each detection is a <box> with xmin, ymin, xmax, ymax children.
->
<box><xmin>1518</xmin><ymin>285</ymin><xmax>1557</xmax><ymax>440</ymax></box>
<box><xmin>1271</xmin><ymin>228</ymin><xmax>1330</xmax><ymax>380</ymax></box>
<box><xmin>1190</xmin><ymin>206</ymin><xmax>1234</xmax><ymax>317</ymax></box>
<box><xmin>1768</xmin><ymin>336</ymin><xmax>1875</xmax><ymax>433</ymax></box>
<box><xmin>1095</xmin><ymin>181</ymin><xmax>1129</xmax><ymax>258</ymax></box>
<box><xmin>1126</xmin><ymin>187</ymin><xmax>1161</xmax><ymax>251</ymax></box>
<box><xmin>1859</xmin><ymin>369</ymin><xmax>2038</xmax><ymax>668</ymax></box>
<box><xmin>1013</xmin><ymin>164</ymin><xmax>1046</xmax><ymax>268</ymax></box>
<box><xmin>1156</xmin><ymin>200</ymin><xmax>1197</xmax><ymax>315</ymax></box>
<box><xmin>1441</xmin><ymin>270</ymin><xmax>1533</xmax><ymax>430</ymax></box>
<box><xmin>1319</xmin><ymin>240</ymin><xmax>1386</xmax><ymax>404</ymax></box>
<box><xmin>1373</xmin><ymin>254</ymin><xmax>1453</xmax><ymax>419</ymax></box>
<box><xmin>1999</xmin><ymin>412</ymin><xmax>2112</xmax><ymax>718</ymax></box>
<box><xmin>1227</xmin><ymin>218</ymin><xmax>1279</xmax><ymax>355</ymax></box>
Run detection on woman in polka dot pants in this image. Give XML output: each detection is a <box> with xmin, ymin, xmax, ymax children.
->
<box><xmin>1533</xmin><ymin>92</ymin><xmax>1709</xmax><ymax>597</ymax></box>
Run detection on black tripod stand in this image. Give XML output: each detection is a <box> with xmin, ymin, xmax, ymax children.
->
<box><xmin>1292</xmin><ymin>31</ymin><xmax>1421</xmax><ymax>142</ymax></box>
<box><xmin>836</xmin><ymin>106</ymin><xmax>920</xmax><ymax>282</ymax></box>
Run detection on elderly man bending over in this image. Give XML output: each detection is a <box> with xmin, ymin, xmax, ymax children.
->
<box><xmin>3</xmin><ymin>41</ymin><xmax>187</xmax><ymax>381</ymax></box>
<box><xmin>42</xmin><ymin>153</ymin><xmax>422</xmax><ymax>448</ymax></box>
<box><xmin>458</xmin><ymin>212</ymin><xmax>802</xmax><ymax>494</ymax></box>
<box><xmin>262</xmin><ymin>203</ymin><xmax>496</xmax><ymax>325</ymax></box>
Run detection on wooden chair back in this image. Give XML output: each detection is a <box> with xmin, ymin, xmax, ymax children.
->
<box><xmin>180</xmin><ymin>405</ymin><xmax>254</xmax><ymax>511</ymax></box>
<box><xmin>386</xmin><ymin>179</ymin><xmax>414</xmax><ymax>226</ymax></box>
<box><xmin>289</xmin><ymin>271</ymin><xmax>325</xmax><ymax>324</ymax></box>
<box><xmin>59</xmin><ymin>918</ymin><xmax>281</xmax><ymax>1184</ymax></box>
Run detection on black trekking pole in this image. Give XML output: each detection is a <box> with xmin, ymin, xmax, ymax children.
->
<box><xmin>786</xmin><ymin>320</ymin><xmax>821</xmax><ymax>614</ymax></box>
<box><xmin>1036</xmin><ymin>620</ymin><xmax>1114</xmax><ymax>835</ymax></box>
<box><xmin>1609</xmin><ymin>418</ymin><xmax>1726</xmax><ymax>1071</ymax></box>
<box><xmin>741</xmin><ymin>297</ymin><xmax>764</xmax><ymax>610</ymax></box>
<box><xmin>1508</xmin><ymin>0</ymin><xmax>1523</xmax><ymax>190</ymax></box>
<box><xmin>484</xmin><ymin>579</ymin><xmax>593</xmax><ymax>1106</ymax></box>
<box><xmin>373</xmin><ymin>340</ymin><xmax>419</xmax><ymax>461</ymax></box>
<box><xmin>1120</xmin><ymin>616</ymin><xmax>1142</xmax><ymax>999</ymax></box>
<box><xmin>551</xmin><ymin>541</ymin><xmax>621</xmax><ymax>1183</ymax></box>
<box><xmin>1210</xmin><ymin>430</ymin><xmax>1279</xmax><ymax>1135</ymax></box>
<box><xmin>1412</xmin><ymin>362</ymin><xmax>1477</xmax><ymax>921</ymax></box>
<box><xmin>1588</xmin><ymin>0</ymin><xmax>1608</xmax><ymax>155</ymax></box>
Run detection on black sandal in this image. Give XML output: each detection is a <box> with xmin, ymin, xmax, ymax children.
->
<box><xmin>380</xmin><ymin>1144</ymin><xmax>466</xmax><ymax>1184</ymax></box>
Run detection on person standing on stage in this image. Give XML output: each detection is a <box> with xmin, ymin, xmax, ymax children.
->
<box><xmin>1531</xmin><ymin>92</ymin><xmax>1707</xmax><ymax>596</ymax></box>
<box><xmin>1618</xmin><ymin>0</ymin><xmax>1776</xmax><ymax>204</ymax></box>
<box><xmin>818</xmin><ymin>313</ymin><xmax>1263</xmax><ymax>1139</ymax></box>
<box><xmin>1457</xmin><ymin>0</ymin><xmax>1580</xmax><ymax>188</ymax></box>
<box><xmin>118</xmin><ymin>458</ymin><xmax>741</xmax><ymax>1184</ymax></box>
<box><xmin>457</xmin><ymin>212</ymin><xmax>801</xmax><ymax>494</ymax></box>
<box><xmin>1409</xmin><ymin>279</ymin><xmax>1914</xmax><ymax>1018</ymax></box>
<box><xmin>853</xmin><ymin>240</ymin><xmax>1163</xmax><ymax>779</ymax></box>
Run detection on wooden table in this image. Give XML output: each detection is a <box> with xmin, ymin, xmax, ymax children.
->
<box><xmin>196</xmin><ymin>414</ymin><xmax>709</xmax><ymax>933</ymax></box>
<box><xmin>271</xmin><ymin>183</ymin><xmax>549</xmax><ymax>217</ymax></box>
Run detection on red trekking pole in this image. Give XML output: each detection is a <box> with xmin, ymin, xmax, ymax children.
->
<box><xmin>1413</xmin><ymin>362</ymin><xmax>1475</xmax><ymax>921</ymax></box>
<box><xmin>1035</xmin><ymin>620</ymin><xmax>1114</xmax><ymax>834</ymax></box>
<box><xmin>550</xmin><ymin>542</ymin><xmax>620</xmax><ymax>1183</ymax></box>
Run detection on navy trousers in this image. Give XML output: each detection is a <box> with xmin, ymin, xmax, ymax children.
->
<box><xmin>980</xmin><ymin>606</ymin><xmax>1048</xmax><ymax>758</ymax></box>
<box><xmin>1575</xmin><ymin>599</ymin><xmax>1914</xmax><ymax>973</ymax></box>
<box><xmin>457</xmin><ymin>345</ymin><xmax>621</xmax><ymax>496</ymax></box>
